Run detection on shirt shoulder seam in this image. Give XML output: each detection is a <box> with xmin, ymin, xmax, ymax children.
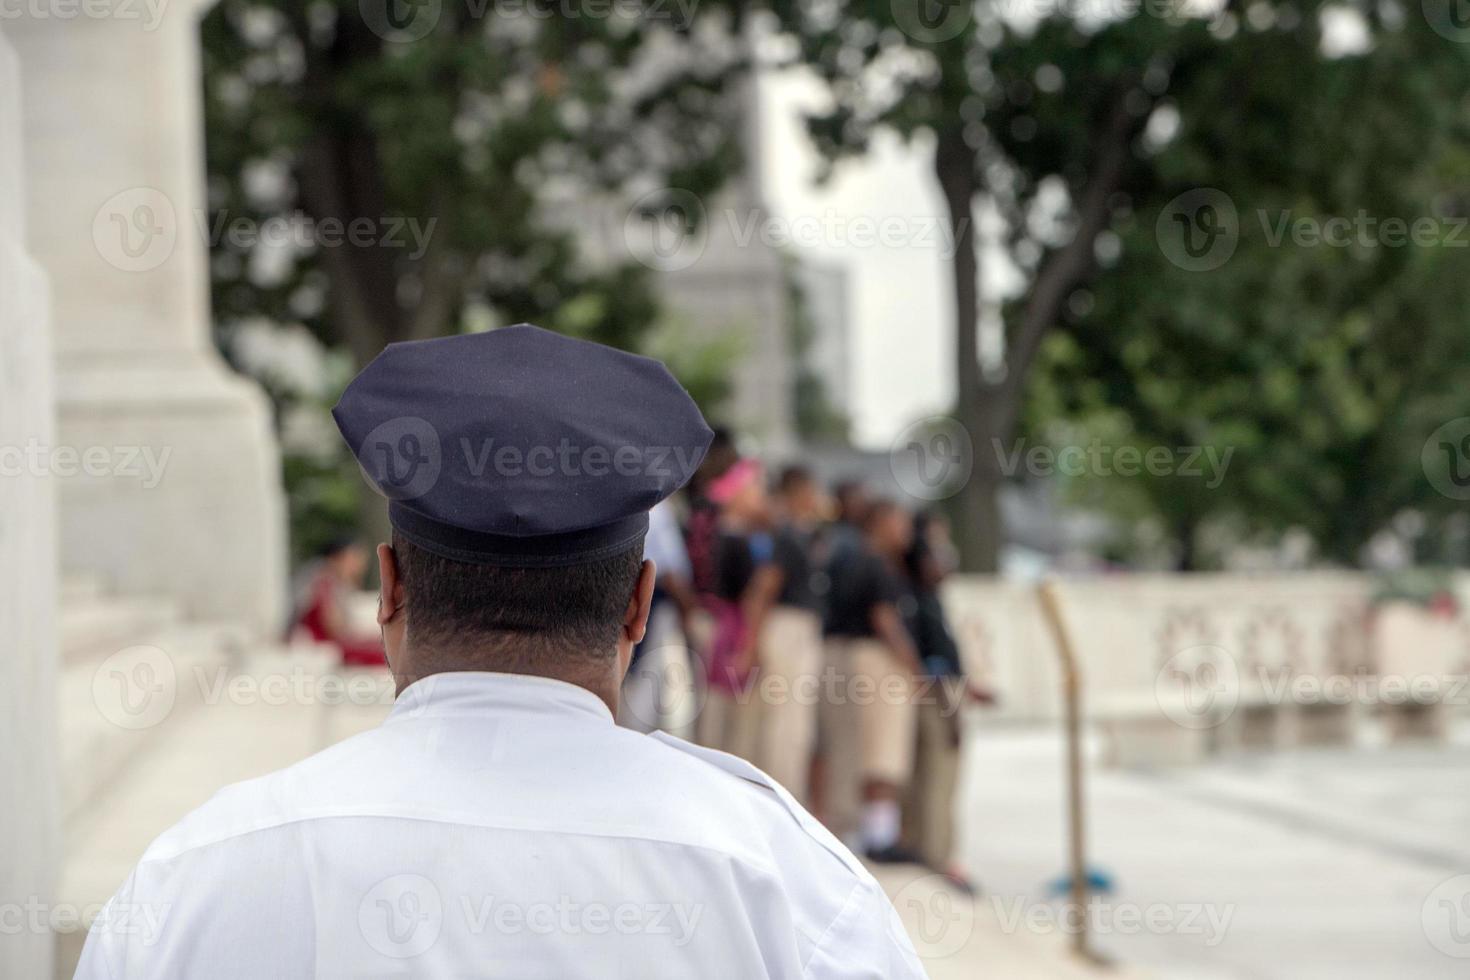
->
<box><xmin>140</xmin><ymin>809</ymin><xmax>791</xmax><ymax>878</ymax></box>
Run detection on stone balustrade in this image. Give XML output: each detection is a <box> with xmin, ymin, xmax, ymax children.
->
<box><xmin>944</xmin><ymin>573</ymin><xmax>1469</xmax><ymax>765</ymax></box>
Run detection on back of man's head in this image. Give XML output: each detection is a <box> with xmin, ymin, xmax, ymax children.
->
<box><xmin>392</xmin><ymin>531</ymin><xmax>644</xmax><ymax>669</ymax></box>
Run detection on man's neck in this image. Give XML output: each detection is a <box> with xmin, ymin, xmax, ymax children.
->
<box><xmin>393</xmin><ymin>655</ymin><xmax>623</xmax><ymax>717</ymax></box>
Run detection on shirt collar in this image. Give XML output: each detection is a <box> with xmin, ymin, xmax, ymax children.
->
<box><xmin>388</xmin><ymin>671</ymin><xmax>614</xmax><ymax>726</ymax></box>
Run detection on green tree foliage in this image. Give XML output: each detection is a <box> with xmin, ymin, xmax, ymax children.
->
<box><xmin>764</xmin><ymin>0</ymin><xmax>1470</xmax><ymax>570</ymax></box>
<box><xmin>1020</xmin><ymin>9</ymin><xmax>1470</xmax><ymax>568</ymax></box>
<box><xmin>200</xmin><ymin>0</ymin><xmax>749</xmax><ymax>364</ymax></box>
<box><xmin>199</xmin><ymin>1</ymin><xmax>751</xmax><ymax>548</ymax></box>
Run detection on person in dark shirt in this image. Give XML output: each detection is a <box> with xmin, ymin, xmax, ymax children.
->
<box><xmin>819</xmin><ymin>499</ymin><xmax>922</xmax><ymax>862</ymax></box>
<box><xmin>684</xmin><ymin>427</ymin><xmax>738</xmax><ymax>601</ymax></box>
<box><xmin>825</xmin><ymin>479</ymin><xmax>869</xmax><ymax>573</ymax></box>
<box><xmin>742</xmin><ymin>465</ymin><xmax>827</xmax><ymax>803</ymax></box>
<box><xmin>901</xmin><ymin>510</ymin><xmax>987</xmax><ymax>892</ymax></box>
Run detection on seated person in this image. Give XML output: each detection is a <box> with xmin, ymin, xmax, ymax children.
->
<box><xmin>292</xmin><ymin>537</ymin><xmax>386</xmax><ymax>666</ymax></box>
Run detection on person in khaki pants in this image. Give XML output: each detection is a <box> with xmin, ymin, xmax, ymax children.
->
<box><xmin>900</xmin><ymin>510</ymin><xmax>991</xmax><ymax>891</ymax></box>
<box><xmin>743</xmin><ymin>466</ymin><xmax>828</xmax><ymax>803</ymax></box>
<box><xmin>817</xmin><ymin>500</ymin><xmax>923</xmax><ymax>862</ymax></box>
<box><xmin>695</xmin><ymin>458</ymin><xmax>771</xmax><ymax>759</ymax></box>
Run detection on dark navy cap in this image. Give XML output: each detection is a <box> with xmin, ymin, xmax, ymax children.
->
<box><xmin>333</xmin><ymin>324</ymin><xmax>713</xmax><ymax>567</ymax></box>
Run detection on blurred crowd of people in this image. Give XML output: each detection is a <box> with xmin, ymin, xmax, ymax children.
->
<box><xmin>286</xmin><ymin>430</ymin><xmax>987</xmax><ymax>886</ymax></box>
<box><xmin>625</xmin><ymin>431</ymin><xmax>988</xmax><ymax>889</ymax></box>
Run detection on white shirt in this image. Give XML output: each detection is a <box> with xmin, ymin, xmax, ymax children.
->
<box><xmin>75</xmin><ymin>672</ymin><xmax>925</xmax><ymax>979</ymax></box>
<box><xmin>644</xmin><ymin>500</ymin><xmax>692</xmax><ymax>582</ymax></box>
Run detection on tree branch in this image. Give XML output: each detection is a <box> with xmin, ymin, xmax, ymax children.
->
<box><xmin>994</xmin><ymin>88</ymin><xmax>1143</xmax><ymax>435</ymax></box>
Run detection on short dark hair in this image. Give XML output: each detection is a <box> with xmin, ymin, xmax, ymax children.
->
<box><xmin>777</xmin><ymin>464</ymin><xmax>813</xmax><ymax>495</ymax></box>
<box><xmin>392</xmin><ymin>531</ymin><xmax>643</xmax><ymax>663</ymax></box>
<box><xmin>692</xmin><ymin>427</ymin><xmax>739</xmax><ymax>495</ymax></box>
<box><xmin>834</xmin><ymin>479</ymin><xmax>869</xmax><ymax>522</ymax></box>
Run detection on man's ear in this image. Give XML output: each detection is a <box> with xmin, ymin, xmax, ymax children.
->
<box><xmin>622</xmin><ymin>559</ymin><xmax>658</xmax><ymax>645</ymax></box>
<box><xmin>376</xmin><ymin>543</ymin><xmax>404</xmax><ymax>626</ymax></box>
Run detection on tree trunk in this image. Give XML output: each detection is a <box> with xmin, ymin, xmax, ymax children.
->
<box><xmin>959</xmin><ymin>420</ymin><xmax>1005</xmax><ymax>573</ymax></box>
<box><xmin>1174</xmin><ymin>516</ymin><xmax>1199</xmax><ymax>572</ymax></box>
<box><xmin>934</xmin><ymin>126</ymin><xmax>1000</xmax><ymax>573</ymax></box>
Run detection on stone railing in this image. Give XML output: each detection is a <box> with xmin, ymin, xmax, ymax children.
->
<box><xmin>943</xmin><ymin>572</ymin><xmax>1469</xmax><ymax>764</ymax></box>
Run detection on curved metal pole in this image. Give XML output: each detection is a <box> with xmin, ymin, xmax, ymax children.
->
<box><xmin>1037</xmin><ymin>578</ymin><xmax>1101</xmax><ymax>964</ymax></box>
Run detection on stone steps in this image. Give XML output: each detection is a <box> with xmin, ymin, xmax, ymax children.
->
<box><xmin>60</xmin><ymin>573</ymin><xmax>105</xmax><ymax>604</ymax></box>
<box><xmin>59</xmin><ymin>593</ymin><xmax>188</xmax><ymax>664</ymax></box>
<box><xmin>56</xmin><ymin>589</ymin><xmax>258</xmax><ymax>821</ymax></box>
<box><xmin>55</xmin><ymin>649</ymin><xmax>391</xmax><ymax>977</ymax></box>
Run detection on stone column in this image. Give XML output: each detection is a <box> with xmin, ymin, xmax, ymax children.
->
<box><xmin>0</xmin><ymin>24</ymin><xmax>59</xmax><ymax>980</ymax></box>
<box><xmin>9</xmin><ymin>2</ymin><xmax>286</xmax><ymax>635</ymax></box>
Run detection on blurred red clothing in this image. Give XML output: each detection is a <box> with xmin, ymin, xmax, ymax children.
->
<box><xmin>296</xmin><ymin>572</ymin><xmax>385</xmax><ymax>667</ymax></box>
